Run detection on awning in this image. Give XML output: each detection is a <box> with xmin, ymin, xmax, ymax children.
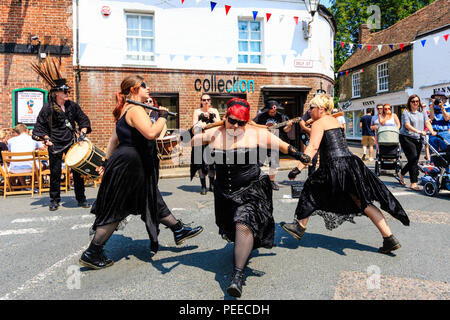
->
<box><xmin>340</xmin><ymin>91</ymin><xmax>410</xmax><ymax>112</ymax></box>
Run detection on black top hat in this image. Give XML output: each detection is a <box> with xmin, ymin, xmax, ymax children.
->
<box><xmin>51</xmin><ymin>78</ymin><xmax>71</xmax><ymax>91</ymax></box>
<box><xmin>262</xmin><ymin>99</ymin><xmax>284</xmax><ymax>111</ymax></box>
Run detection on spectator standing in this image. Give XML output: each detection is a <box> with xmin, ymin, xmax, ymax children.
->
<box><xmin>379</xmin><ymin>104</ymin><xmax>400</xmax><ymax>129</ymax></box>
<box><xmin>429</xmin><ymin>90</ymin><xmax>450</xmax><ymax>153</ymax></box>
<box><xmin>360</xmin><ymin>108</ymin><xmax>375</xmax><ymax>161</ymax></box>
<box><xmin>398</xmin><ymin>95</ymin><xmax>436</xmax><ymax>190</ymax></box>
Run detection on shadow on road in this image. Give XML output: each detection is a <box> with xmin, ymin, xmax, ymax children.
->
<box><xmin>176</xmin><ymin>185</ymin><xmax>203</xmax><ymax>193</ymax></box>
<box><xmin>98</xmin><ymin>234</ymin><xmax>274</xmax><ymax>300</ymax></box>
<box><xmin>30</xmin><ymin>196</ymin><xmax>96</xmax><ymax>209</ymax></box>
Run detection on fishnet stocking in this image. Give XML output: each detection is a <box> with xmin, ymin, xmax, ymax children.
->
<box><xmin>233</xmin><ymin>223</ymin><xmax>254</xmax><ymax>270</ymax></box>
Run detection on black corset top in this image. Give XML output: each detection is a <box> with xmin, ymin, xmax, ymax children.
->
<box><xmin>319</xmin><ymin>127</ymin><xmax>353</xmax><ymax>162</ymax></box>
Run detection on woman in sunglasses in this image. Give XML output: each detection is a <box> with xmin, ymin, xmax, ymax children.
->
<box><xmin>281</xmin><ymin>94</ymin><xmax>410</xmax><ymax>257</ymax></box>
<box><xmin>79</xmin><ymin>76</ymin><xmax>203</xmax><ymax>270</ymax></box>
<box><xmin>190</xmin><ymin>98</ymin><xmax>310</xmax><ymax>298</ymax></box>
<box><xmin>379</xmin><ymin>104</ymin><xmax>400</xmax><ymax>129</ymax></box>
<box><xmin>190</xmin><ymin>94</ymin><xmax>221</xmax><ymax>195</ymax></box>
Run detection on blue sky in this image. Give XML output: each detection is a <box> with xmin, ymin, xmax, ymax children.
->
<box><xmin>320</xmin><ymin>0</ymin><xmax>333</xmax><ymax>8</ymax></box>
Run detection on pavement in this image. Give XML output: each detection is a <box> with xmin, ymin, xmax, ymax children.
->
<box><xmin>0</xmin><ymin>141</ymin><xmax>448</xmax><ymax>304</ymax></box>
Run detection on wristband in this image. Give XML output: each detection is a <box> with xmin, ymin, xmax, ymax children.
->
<box><xmin>288</xmin><ymin>145</ymin><xmax>311</xmax><ymax>164</ymax></box>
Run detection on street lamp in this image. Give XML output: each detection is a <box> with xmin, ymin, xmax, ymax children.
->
<box><xmin>302</xmin><ymin>0</ymin><xmax>320</xmax><ymax>39</ymax></box>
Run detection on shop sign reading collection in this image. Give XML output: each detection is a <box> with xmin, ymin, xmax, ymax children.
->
<box><xmin>195</xmin><ymin>75</ymin><xmax>255</xmax><ymax>93</ymax></box>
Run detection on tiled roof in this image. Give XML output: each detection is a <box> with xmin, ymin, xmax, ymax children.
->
<box><xmin>338</xmin><ymin>0</ymin><xmax>450</xmax><ymax>72</ymax></box>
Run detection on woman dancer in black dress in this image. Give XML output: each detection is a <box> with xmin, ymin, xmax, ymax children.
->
<box><xmin>281</xmin><ymin>94</ymin><xmax>410</xmax><ymax>253</ymax></box>
<box><xmin>79</xmin><ymin>76</ymin><xmax>203</xmax><ymax>270</ymax></box>
<box><xmin>190</xmin><ymin>98</ymin><xmax>310</xmax><ymax>297</ymax></box>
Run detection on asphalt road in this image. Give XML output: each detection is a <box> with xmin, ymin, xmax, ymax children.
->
<box><xmin>0</xmin><ymin>166</ymin><xmax>449</xmax><ymax>301</ymax></box>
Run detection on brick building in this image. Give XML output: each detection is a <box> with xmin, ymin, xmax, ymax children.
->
<box><xmin>1</xmin><ymin>0</ymin><xmax>336</xmax><ymax>167</ymax></box>
<box><xmin>337</xmin><ymin>0</ymin><xmax>450</xmax><ymax>140</ymax></box>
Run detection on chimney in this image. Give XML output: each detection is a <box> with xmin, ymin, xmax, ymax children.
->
<box><xmin>358</xmin><ymin>24</ymin><xmax>370</xmax><ymax>43</ymax></box>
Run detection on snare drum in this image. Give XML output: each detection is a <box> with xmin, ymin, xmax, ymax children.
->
<box><xmin>65</xmin><ymin>140</ymin><xmax>106</xmax><ymax>177</ymax></box>
<box><xmin>156</xmin><ymin>135</ymin><xmax>180</xmax><ymax>160</ymax></box>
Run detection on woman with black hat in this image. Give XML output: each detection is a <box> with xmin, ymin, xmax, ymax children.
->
<box><xmin>31</xmin><ymin>58</ymin><xmax>91</xmax><ymax>211</ymax></box>
<box><xmin>190</xmin><ymin>98</ymin><xmax>310</xmax><ymax>298</ymax></box>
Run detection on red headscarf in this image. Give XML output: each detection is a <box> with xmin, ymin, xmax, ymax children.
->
<box><xmin>225</xmin><ymin>98</ymin><xmax>250</xmax><ymax>122</ymax></box>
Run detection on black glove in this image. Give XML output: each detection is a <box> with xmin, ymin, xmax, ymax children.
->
<box><xmin>158</xmin><ymin>109</ymin><xmax>169</xmax><ymax>119</ymax></box>
<box><xmin>288</xmin><ymin>167</ymin><xmax>301</xmax><ymax>180</ymax></box>
<box><xmin>209</xmin><ymin>113</ymin><xmax>216</xmax><ymax>122</ymax></box>
<box><xmin>77</xmin><ymin>132</ymin><xmax>86</xmax><ymax>142</ymax></box>
<box><xmin>198</xmin><ymin>113</ymin><xmax>208</xmax><ymax>122</ymax></box>
<box><xmin>102</xmin><ymin>158</ymin><xmax>108</xmax><ymax>168</ymax></box>
<box><xmin>288</xmin><ymin>145</ymin><xmax>311</xmax><ymax>164</ymax></box>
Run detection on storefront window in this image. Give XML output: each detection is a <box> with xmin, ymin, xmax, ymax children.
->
<box><xmin>355</xmin><ymin>110</ymin><xmax>364</xmax><ymax>137</ymax></box>
<box><xmin>345</xmin><ymin>112</ymin><xmax>354</xmax><ymax>136</ymax></box>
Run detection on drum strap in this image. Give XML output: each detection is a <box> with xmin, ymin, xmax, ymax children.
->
<box><xmin>48</xmin><ymin>101</ymin><xmax>77</xmax><ymax>155</ymax></box>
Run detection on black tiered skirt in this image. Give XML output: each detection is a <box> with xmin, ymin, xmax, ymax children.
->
<box><xmin>214</xmin><ymin>174</ymin><xmax>274</xmax><ymax>249</ymax></box>
<box><xmin>295</xmin><ymin>155</ymin><xmax>410</xmax><ymax>230</ymax></box>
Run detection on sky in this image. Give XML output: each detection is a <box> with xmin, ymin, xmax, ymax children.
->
<box><xmin>320</xmin><ymin>0</ymin><xmax>333</xmax><ymax>8</ymax></box>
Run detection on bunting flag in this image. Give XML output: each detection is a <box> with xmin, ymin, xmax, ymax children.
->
<box><xmin>341</xmin><ymin>42</ymin><xmax>345</xmax><ymax>48</ymax></box>
<box><xmin>181</xmin><ymin>0</ymin><xmax>184</xmax><ymax>4</ymax></box>
<box><xmin>367</xmin><ymin>45</ymin><xmax>372</xmax><ymax>52</ymax></box>
<box><xmin>252</xmin><ymin>11</ymin><xmax>258</xmax><ymax>21</ymax></box>
<box><xmin>444</xmin><ymin>34</ymin><xmax>449</xmax><ymax>42</ymax></box>
<box><xmin>349</xmin><ymin>43</ymin><xmax>354</xmax><ymax>50</ymax></box>
<box><xmin>294</xmin><ymin>16</ymin><xmax>299</xmax><ymax>25</ymax></box>
<box><xmin>400</xmin><ymin>43</ymin><xmax>404</xmax><ymax>51</ymax></box>
<box><xmin>210</xmin><ymin>1</ymin><xmax>217</xmax><ymax>12</ymax></box>
<box><xmin>266</xmin><ymin>13</ymin><xmax>272</xmax><ymax>22</ymax></box>
<box><xmin>279</xmin><ymin>14</ymin><xmax>285</xmax><ymax>23</ymax></box>
<box><xmin>421</xmin><ymin>39</ymin><xmax>427</xmax><ymax>47</ymax></box>
<box><xmin>225</xmin><ymin>5</ymin><xmax>231</xmax><ymax>15</ymax></box>
<box><xmin>389</xmin><ymin>44</ymin><xmax>394</xmax><ymax>50</ymax></box>
<box><xmin>377</xmin><ymin>44</ymin><xmax>382</xmax><ymax>52</ymax></box>
<box><xmin>433</xmin><ymin>36</ymin><xmax>440</xmax><ymax>45</ymax></box>
<box><xmin>358</xmin><ymin>44</ymin><xmax>363</xmax><ymax>50</ymax></box>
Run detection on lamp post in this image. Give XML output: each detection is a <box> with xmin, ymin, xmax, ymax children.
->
<box><xmin>302</xmin><ymin>0</ymin><xmax>320</xmax><ymax>39</ymax></box>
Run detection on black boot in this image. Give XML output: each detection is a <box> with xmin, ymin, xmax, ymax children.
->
<box><xmin>49</xmin><ymin>200</ymin><xmax>59</xmax><ymax>211</ymax></box>
<box><xmin>280</xmin><ymin>220</ymin><xmax>306</xmax><ymax>240</ymax></box>
<box><xmin>79</xmin><ymin>242</ymin><xmax>114</xmax><ymax>270</ymax></box>
<box><xmin>209</xmin><ymin>176</ymin><xmax>215</xmax><ymax>192</ymax></box>
<box><xmin>226</xmin><ymin>267</ymin><xmax>244</xmax><ymax>298</ymax></box>
<box><xmin>200</xmin><ymin>178</ymin><xmax>207</xmax><ymax>195</ymax></box>
<box><xmin>171</xmin><ymin>220</ymin><xmax>203</xmax><ymax>245</ymax></box>
<box><xmin>378</xmin><ymin>235</ymin><xmax>401</xmax><ymax>254</ymax></box>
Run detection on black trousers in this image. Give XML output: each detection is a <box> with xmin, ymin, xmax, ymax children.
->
<box><xmin>49</xmin><ymin>145</ymin><xmax>86</xmax><ymax>203</ymax></box>
<box><xmin>399</xmin><ymin>135</ymin><xmax>423</xmax><ymax>184</ymax></box>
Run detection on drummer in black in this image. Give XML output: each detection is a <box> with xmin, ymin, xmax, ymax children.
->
<box><xmin>31</xmin><ymin>58</ymin><xmax>91</xmax><ymax>211</ymax></box>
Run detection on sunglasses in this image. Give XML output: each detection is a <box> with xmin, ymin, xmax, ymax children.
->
<box><xmin>310</xmin><ymin>105</ymin><xmax>318</xmax><ymax>110</ymax></box>
<box><xmin>147</xmin><ymin>99</ymin><xmax>153</xmax><ymax>104</ymax></box>
<box><xmin>227</xmin><ymin>117</ymin><xmax>247</xmax><ymax>126</ymax></box>
<box><xmin>384</xmin><ymin>108</ymin><xmax>391</xmax><ymax>111</ymax></box>
<box><xmin>411</xmin><ymin>100</ymin><xmax>419</xmax><ymax>103</ymax></box>
<box><xmin>202</xmin><ymin>98</ymin><xmax>211</xmax><ymax>102</ymax></box>
<box><xmin>141</xmin><ymin>82</ymin><xmax>147</xmax><ymax>89</ymax></box>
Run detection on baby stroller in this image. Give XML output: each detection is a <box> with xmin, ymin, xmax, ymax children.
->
<box><xmin>419</xmin><ymin>135</ymin><xmax>450</xmax><ymax>197</ymax></box>
<box><xmin>374</xmin><ymin>126</ymin><xmax>402</xmax><ymax>176</ymax></box>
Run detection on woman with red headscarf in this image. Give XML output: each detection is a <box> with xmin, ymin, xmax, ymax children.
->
<box><xmin>189</xmin><ymin>98</ymin><xmax>310</xmax><ymax>298</ymax></box>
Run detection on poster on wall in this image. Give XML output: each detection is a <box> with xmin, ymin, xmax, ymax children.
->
<box><xmin>12</xmin><ymin>88</ymin><xmax>47</xmax><ymax>128</ymax></box>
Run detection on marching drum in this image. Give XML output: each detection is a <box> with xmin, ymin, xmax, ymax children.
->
<box><xmin>156</xmin><ymin>134</ymin><xmax>180</xmax><ymax>160</ymax></box>
<box><xmin>65</xmin><ymin>140</ymin><xmax>106</xmax><ymax>177</ymax></box>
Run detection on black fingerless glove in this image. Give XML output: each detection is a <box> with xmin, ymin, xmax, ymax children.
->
<box><xmin>102</xmin><ymin>158</ymin><xmax>108</xmax><ymax>167</ymax></box>
<box><xmin>77</xmin><ymin>132</ymin><xmax>86</xmax><ymax>142</ymax></box>
<box><xmin>198</xmin><ymin>113</ymin><xmax>208</xmax><ymax>122</ymax></box>
<box><xmin>288</xmin><ymin>167</ymin><xmax>301</xmax><ymax>180</ymax></box>
<box><xmin>158</xmin><ymin>109</ymin><xmax>169</xmax><ymax>119</ymax></box>
<box><xmin>209</xmin><ymin>113</ymin><xmax>216</xmax><ymax>122</ymax></box>
<box><xmin>288</xmin><ymin>145</ymin><xmax>311</xmax><ymax>164</ymax></box>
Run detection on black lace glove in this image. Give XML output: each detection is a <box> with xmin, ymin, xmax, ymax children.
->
<box><xmin>158</xmin><ymin>109</ymin><xmax>169</xmax><ymax>119</ymax></box>
<box><xmin>209</xmin><ymin>113</ymin><xmax>216</xmax><ymax>122</ymax></box>
<box><xmin>288</xmin><ymin>167</ymin><xmax>301</xmax><ymax>180</ymax></box>
<box><xmin>288</xmin><ymin>145</ymin><xmax>311</xmax><ymax>164</ymax></box>
<box><xmin>198</xmin><ymin>113</ymin><xmax>208</xmax><ymax>122</ymax></box>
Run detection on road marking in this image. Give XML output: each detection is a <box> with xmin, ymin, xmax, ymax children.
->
<box><xmin>334</xmin><ymin>271</ymin><xmax>450</xmax><ymax>300</ymax></box>
<box><xmin>71</xmin><ymin>224</ymin><xmax>92</xmax><ymax>230</ymax></box>
<box><xmin>171</xmin><ymin>208</ymin><xmax>185</xmax><ymax>211</ymax></box>
<box><xmin>0</xmin><ymin>245</ymin><xmax>88</xmax><ymax>300</ymax></box>
<box><xmin>0</xmin><ymin>228</ymin><xmax>44</xmax><ymax>236</ymax></box>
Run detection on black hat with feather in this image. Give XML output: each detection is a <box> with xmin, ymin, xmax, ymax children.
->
<box><xmin>31</xmin><ymin>56</ymin><xmax>71</xmax><ymax>92</ymax></box>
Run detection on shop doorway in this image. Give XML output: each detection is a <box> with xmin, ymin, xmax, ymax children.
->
<box><xmin>263</xmin><ymin>91</ymin><xmax>308</xmax><ymax>151</ymax></box>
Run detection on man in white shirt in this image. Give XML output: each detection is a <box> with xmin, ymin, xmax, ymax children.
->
<box><xmin>7</xmin><ymin>123</ymin><xmax>42</xmax><ymax>186</ymax></box>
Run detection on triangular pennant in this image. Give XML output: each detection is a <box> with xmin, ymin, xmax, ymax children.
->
<box><xmin>170</xmin><ymin>54</ymin><xmax>176</xmax><ymax>61</ymax></box>
<box><xmin>210</xmin><ymin>2</ymin><xmax>217</xmax><ymax>12</ymax></box>
<box><xmin>282</xmin><ymin>54</ymin><xmax>287</xmax><ymax>65</ymax></box>
<box><xmin>266</xmin><ymin>13</ymin><xmax>272</xmax><ymax>22</ymax></box>
<box><xmin>361</xmin><ymin>68</ymin><xmax>364</xmax><ymax>72</ymax></box>
<box><xmin>226</xmin><ymin>57</ymin><xmax>232</xmax><ymax>64</ymax></box>
<box><xmin>279</xmin><ymin>14</ymin><xmax>285</xmax><ymax>23</ymax></box>
<box><xmin>349</xmin><ymin>43</ymin><xmax>354</xmax><ymax>50</ymax></box>
<box><xmin>340</xmin><ymin>42</ymin><xmax>345</xmax><ymax>48</ymax></box>
<box><xmin>340</xmin><ymin>72</ymin><xmax>343</xmax><ymax>76</ymax></box>
<box><xmin>444</xmin><ymin>34</ymin><xmax>449</xmax><ymax>42</ymax></box>
<box><xmin>181</xmin><ymin>0</ymin><xmax>184</xmax><ymax>4</ymax></box>
<box><xmin>252</xmin><ymin>11</ymin><xmax>258</xmax><ymax>20</ymax></box>
<box><xmin>225</xmin><ymin>5</ymin><xmax>231</xmax><ymax>15</ymax></box>
<box><xmin>400</xmin><ymin>43</ymin><xmax>404</xmax><ymax>51</ymax></box>
<box><xmin>333</xmin><ymin>41</ymin><xmax>336</xmax><ymax>47</ymax></box>
<box><xmin>345</xmin><ymin>70</ymin><xmax>349</xmax><ymax>75</ymax></box>
<box><xmin>434</xmin><ymin>36</ymin><xmax>440</xmax><ymax>45</ymax></box>
<box><xmin>367</xmin><ymin>45</ymin><xmax>372</xmax><ymax>52</ymax></box>
<box><xmin>421</xmin><ymin>39</ymin><xmax>427</xmax><ymax>47</ymax></box>
<box><xmin>389</xmin><ymin>44</ymin><xmax>393</xmax><ymax>50</ymax></box>
<box><xmin>294</xmin><ymin>16</ymin><xmax>299</xmax><ymax>25</ymax></box>
<box><xmin>377</xmin><ymin>44</ymin><xmax>382</xmax><ymax>52</ymax></box>
<box><xmin>358</xmin><ymin>44</ymin><xmax>363</xmax><ymax>50</ymax></box>
<box><xmin>335</xmin><ymin>73</ymin><xmax>338</xmax><ymax>78</ymax></box>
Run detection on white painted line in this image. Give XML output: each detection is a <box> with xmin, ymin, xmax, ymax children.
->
<box><xmin>12</xmin><ymin>214</ymin><xmax>93</xmax><ymax>224</ymax></box>
<box><xmin>71</xmin><ymin>224</ymin><xmax>92</xmax><ymax>230</ymax></box>
<box><xmin>0</xmin><ymin>228</ymin><xmax>44</xmax><ymax>236</ymax></box>
<box><xmin>0</xmin><ymin>245</ymin><xmax>89</xmax><ymax>300</ymax></box>
<box><xmin>391</xmin><ymin>191</ymin><xmax>420</xmax><ymax>196</ymax></box>
<box><xmin>171</xmin><ymin>208</ymin><xmax>185</xmax><ymax>211</ymax></box>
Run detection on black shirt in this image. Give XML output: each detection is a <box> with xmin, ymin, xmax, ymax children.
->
<box><xmin>360</xmin><ymin>114</ymin><xmax>374</xmax><ymax>136</ymax></box>
<box><xmin>0</xmin><ymin>142</ymin><xmax>7</xmax><ymax>164</ymax></box>
<box><xmin>32</xmin><ymin>100</ymin><xmax>91</xmax><ymax>150</ymax></box>
<box><xmin>253</xmin><ymin>111</ymin><xmax>289</xmax><ymax>141</ymax></box>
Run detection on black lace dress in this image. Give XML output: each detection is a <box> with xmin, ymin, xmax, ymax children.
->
<box><xmin>213</xmin><ymin>148</ymin><xmax>275</xmax><ymax>249</ymax></box>
<box><xmin>91</xmin><ymin>110</ymin><xmax>160</xmax><ymax>253</ymax></box>
<box><xmin>295</xmin><ymin>128</ymin><xmax>410</xmax><ymax>230</ymax></box>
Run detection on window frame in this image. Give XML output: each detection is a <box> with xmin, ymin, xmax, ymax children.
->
<box><xmin>377</xmin><ymin>62</ymin><xmax>389</xmax><ymax>93</ymax></box>
<box><xmin>124</xmin><ymin>12</ymin><xmax>156</xmax><ymax>64</ymax></box>
<box><xmin>352</xmin><ymin>72</ymin><xmax>361</xmax><ymax>98</ymax></box>
<box><xmin>237</xmin><ymin>18</ymin><xmax>264</xmax><ymax>68</ymax></box>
